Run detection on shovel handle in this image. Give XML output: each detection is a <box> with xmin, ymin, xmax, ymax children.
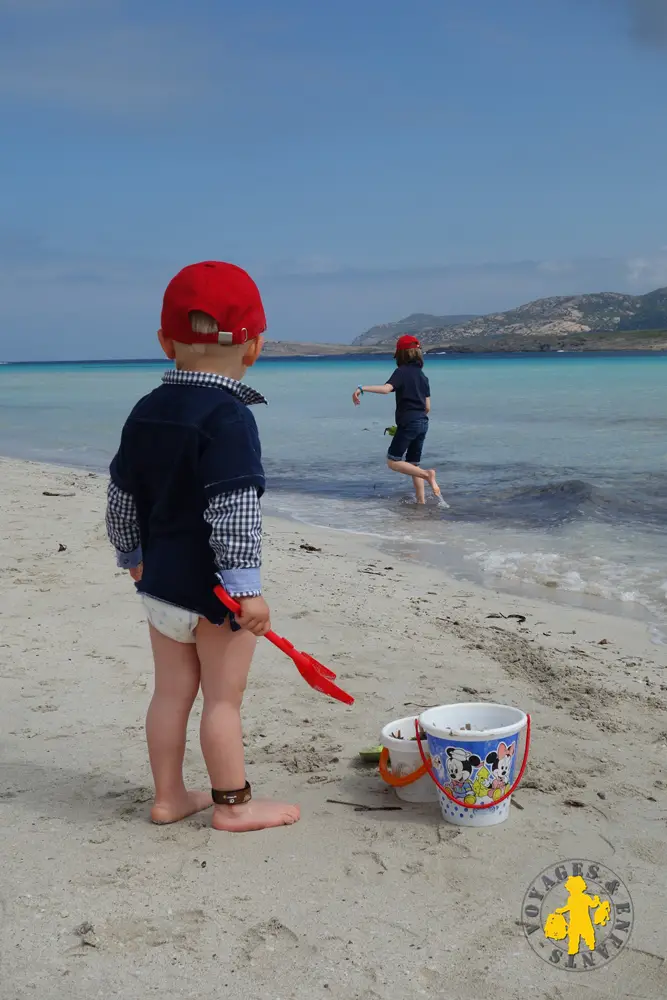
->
<box><xmin>214</xmin><ymin>586</ymin><xmax>299</xmax><ymax>655</ymax></box>
<box><xmin>213</xmin><ymin>585</ymin><xmax>241</xmax><ymax>615</ymax></box>
<box><xmin>213</xmin><ymin>587</ymin><xmax>282</xmax><ymax>656</ymax></box>
<box><xmin>214</xmin><ymin>585</ymin><xmax>354</xmax><ymax>705</ymax></box>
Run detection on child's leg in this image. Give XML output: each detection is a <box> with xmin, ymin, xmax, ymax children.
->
<box><xmin>388</xmin><ymin>459</ymin><xmax>440</xmax><ymax>496</ymax></box>
<box><xmin>196</xmin><ymin>618</ymin><xmax>300</xmax><ymax>832</ymax></box>
<box><xmin>388</xmin><ymin>422</ymin><xmax>440</xmax><ymax>497</ymax></box>
<box><xmin>412</xmin><ymin>475</ymin><xmax>426</xmax><ymax>504</ymax></box>
<box><xmin>146</xmin><ymin>624</ymin><xmax>212</xmax><ymax>824</ymax></box>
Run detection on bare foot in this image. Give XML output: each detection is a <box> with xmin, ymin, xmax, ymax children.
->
<box><xmin>212</xmin><ymin>798</ymin><xmax>300</xmax><ymax>833</ymax></box>
<box><xmin>151</xmin><ymin>790</ymin><xmax>213</xmax><ymax>825</ymax></box>
<box><xmin>426</xmin><ymin>469</ymin><xmax>441</xmax><ymax>496</ymax></box>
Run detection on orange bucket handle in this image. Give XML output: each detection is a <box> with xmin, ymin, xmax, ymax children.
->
<box><xmin>378</xmin><ymin>747</ymin><xmax>429</xmax><ymax>787</ymax></box>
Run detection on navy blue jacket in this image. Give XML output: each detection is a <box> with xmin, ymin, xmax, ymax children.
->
<box><xmin>110</xmin><ymin>379</ymin><xmax>265</xmax><ymax>625</ymax></box>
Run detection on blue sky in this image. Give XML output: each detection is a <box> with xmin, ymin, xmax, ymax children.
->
<box><xmin>1</xmin><ymin>0</ymin><xmax>667</xmax><ymax>360</ymax></box>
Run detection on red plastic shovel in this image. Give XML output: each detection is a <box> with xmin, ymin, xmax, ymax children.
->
<box><xmin>214</xmin><ymin>586</ymin><xmax>354</xmax><ymax>705</ymax></box>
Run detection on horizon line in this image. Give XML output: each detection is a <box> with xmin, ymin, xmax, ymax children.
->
<box><xmin>1</xmin><ymin>352</ymin><xmax>393</xmax><ymax>366</ymax></box>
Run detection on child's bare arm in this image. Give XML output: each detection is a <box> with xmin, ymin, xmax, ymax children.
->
<box><xmin>352</xmin><ymin>384</ymin><xmax>394</xmax><ymax>405</ymax></box>
<box><xmin>425</xmin><ymin>395</ymin><xmax>431</xmax><ymax>414</ymax></box>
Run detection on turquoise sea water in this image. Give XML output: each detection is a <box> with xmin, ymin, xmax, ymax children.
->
<box><xmin>1</xmin><ymin>354</ymin><xmax>666</xmax><ymax>630</ymax></box>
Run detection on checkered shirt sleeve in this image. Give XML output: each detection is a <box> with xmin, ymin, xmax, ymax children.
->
<box><xmin>204</xmin><ymin>487</ymin><xmax>262</xmax><ymax>597</ymax></box>
<box><xmin>105</xmin><ymin>481</ymin><xmax>143</xmax><ymax>569</ymax></box>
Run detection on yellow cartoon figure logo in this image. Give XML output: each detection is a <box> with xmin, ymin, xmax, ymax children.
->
<box><xmin>544</xmin><ymin>875</ymin><xmax>611</xmax><ymax>953</ymax></box>
<box><xmin>522</xmin><ymin>861</ymin><xmax>633</xmax><ymax>971</ymax></box>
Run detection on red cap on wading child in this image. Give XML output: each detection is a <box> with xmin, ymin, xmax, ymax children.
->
<box><xmin>395</xmin><ymin>334</ymin><xmax>421</xmax><ymax>351</ymax></box>
<box><xmin>161</xmin><ymin>261</ymin><xmax>267</xmax><ymax>346</ymax></box>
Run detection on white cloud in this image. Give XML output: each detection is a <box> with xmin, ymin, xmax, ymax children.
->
<box><xmin>536</xmin><ymin>259</ymin><xmax>575</xmax><ymax>275</ymax></box>
<box><xmin>254</xmin><ymin>255</ymin><xmax>343</xmax><ymax>278</ymax></box>
<box><xmin>625</xmin><ymin>253</ymin><xmax>667</xmax><ymax>287</ymax></box>
<box><xmin>2</xmin><ymin>238</ymin><xmax>667</xmax><ymax>361</ymax></box>
<box><xmin>0</xmin><ymin>0</ymin><xmax>116</xmax><ymax>12</ymax></box>
<box><xmin>0</xmin><ymin>1</ymin><xmax>95</xmax><ymax>7</ymax></box>
<box><xmin>0</xmin><ymin>21</ymin><xmax>214</xmax><ymax>114</ymax></box>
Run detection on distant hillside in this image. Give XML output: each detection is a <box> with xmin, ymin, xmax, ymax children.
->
<box><xmin>353</xmin><ymin>313</ymin><xmax>478</xmax><ymax>347</ymax></box>
<box><xmin>354</xmin><ymin>287</ymin><xmax>667</xmax><ymax>348</ymax></box>
<box><xmin>425</xmin><ymin>328</ymin><xmax>667</xmax><ymax>354</ymax></box>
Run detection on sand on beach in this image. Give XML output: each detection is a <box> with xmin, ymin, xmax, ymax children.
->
<box><xmin>1</xmin><ymin>456</ymin><xmax>667</xmax><ymax>999</ymax></box>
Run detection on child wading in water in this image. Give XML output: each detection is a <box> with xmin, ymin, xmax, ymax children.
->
<box><xmin>353</xmin><ymin>335</ymin><xmax>441</xmax><ymax>504</ymax></box>
<box><xmin>105</xmin><ymin>261</ymin><xmax>300</xmax><ymax>832</ymax></box>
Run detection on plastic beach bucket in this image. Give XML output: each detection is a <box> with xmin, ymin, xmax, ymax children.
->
<box><xmin>417</xmin><ymin>703</ymin><xmax>530</xmax><ymax>827</ymax></box>
<box><xmin>379</xmin><ymin>716</ymin><xmax>438</xmax><ymax>803</ymax></box>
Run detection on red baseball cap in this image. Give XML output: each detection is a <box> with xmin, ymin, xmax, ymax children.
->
<box><xmin>161</xmin><ymin>261</ymin><xmax>267</xmax><ymax>345</ymax></box>
<box><xmin>396</xmin><ymin>334</ymin><xmax>421</xmax><ymax>351</ymax></box>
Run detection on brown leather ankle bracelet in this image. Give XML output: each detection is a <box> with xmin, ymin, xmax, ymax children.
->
<box><xmin>211</xmin><ymin>781</ymin><xmax>252</xmax><ymax>806</ymax></box>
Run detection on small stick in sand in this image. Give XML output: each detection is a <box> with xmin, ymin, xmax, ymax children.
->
<box><xmin>326</xmin><ymin>799</ymin><xmax>402</xmax><ymax>812</ymax></box>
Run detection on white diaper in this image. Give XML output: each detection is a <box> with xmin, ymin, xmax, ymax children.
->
<box><xmin>141</xmin><ymin>595</ymin><xmax>199</xmax><ymax>644</ymax></box>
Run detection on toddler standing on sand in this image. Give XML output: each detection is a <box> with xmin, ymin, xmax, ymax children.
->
<box><xmin>105</xmin><ymin>261</ymin><xmax>300</xmax><ymax>832</ymax></box>
<box><xmin>353</xmin><ymin>335</ymin><xmax>441</xmax><ymax>504</ymax></box>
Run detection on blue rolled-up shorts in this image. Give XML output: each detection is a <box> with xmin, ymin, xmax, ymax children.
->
<box><xmin>387</xmin><ymin>415</ymin><xmax>429</xmax><ymax>464</ymax></box>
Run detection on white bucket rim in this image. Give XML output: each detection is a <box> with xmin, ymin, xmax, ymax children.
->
<box><xmin>381</xmin><ymin>715</ymin><xmax>424</xmax><ymax>752</ymax></box>
<box><xmin>419</xmin><ymin>702</ymin><xmax>527</xmax><ymax>742</ymax></box>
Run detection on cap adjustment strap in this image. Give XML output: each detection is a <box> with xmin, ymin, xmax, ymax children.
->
<box><xmin>216</xmin><ymin>327</ymin><xmax>249</xmax><ymax>346</ymax></box>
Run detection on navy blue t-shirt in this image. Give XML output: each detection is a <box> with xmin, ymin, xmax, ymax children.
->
<box><xmin>386</xmin><ymin>363</ymin><xmax>430</xmax><ymax>425</ymax></box>
<box><xmin>109</xmin><ymin>381</ymin><xmax>264</xmax><ymax>625</ymax></box>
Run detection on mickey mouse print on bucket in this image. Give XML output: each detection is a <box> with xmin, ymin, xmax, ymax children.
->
<box><xmin>443</xmin><ymin>747</ymin><xmax>482</xmax><ymax>806</ymax></box>
<box><xmin>483</xmin><ymin>742</ymin><xmax>515</xmax><ymax>802</ymax></box>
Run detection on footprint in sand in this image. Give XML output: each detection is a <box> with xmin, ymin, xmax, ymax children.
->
<box><xmin>344</xmin><ymin>849</ymin><xmax>391</xmax><ymax>880</ymax></box>
<box><xmin>98</xmin><ymin>908</ymin><xmax>208</xmax><ymax>954</ymax></box>
<box><xmin>239</xmin><ymin>918</ymin><xmax>314</xmax><ymax>961</ymax></box>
